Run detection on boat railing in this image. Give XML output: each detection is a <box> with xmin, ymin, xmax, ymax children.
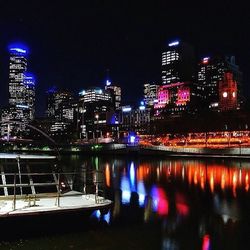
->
<box><xmin>0</xmin><ymin>170</ymin><xmax>107</xmax><ymax>211</ymax></box>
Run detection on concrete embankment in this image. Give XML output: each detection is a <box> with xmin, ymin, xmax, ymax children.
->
<box><xmin>138</xmin><ymin>145</ymin><xmax>250</xmax><ymax>158</ymax></box>
<box><xmin>2</xmin><ymin>143</ymin><xmax>250</xmax><ymax>158</ymax></box>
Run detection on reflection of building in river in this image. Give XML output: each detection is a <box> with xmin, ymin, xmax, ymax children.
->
<box><xmin>134</xmin><ymin>161</ymin><xmax>250</xmax><ymax>196</ymax></box>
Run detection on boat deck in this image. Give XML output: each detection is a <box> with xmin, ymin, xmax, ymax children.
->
<box><xmin>0</xmin><ymin>191</ymin><xmax>112</xmax><ymax>217</ymax></box>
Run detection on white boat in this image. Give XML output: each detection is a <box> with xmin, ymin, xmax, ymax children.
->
<box><xmin>0</xmin><ymin>153</ymin><xmax>112</xmax><ymax>218</ymax></box>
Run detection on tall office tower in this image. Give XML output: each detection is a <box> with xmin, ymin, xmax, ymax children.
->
<box><xmin>162</xmin><ymin>40</ymin><xmax>195</xmax><ymax>85</ymax></box>
<box><xmin>54</xmin><ymin>90</ymin><xmax>74</xmax><ymax>117</ymax></box>
<box><xmin>143</xmin><ymin>83</ymin><xmax>159</xmax><ymax>107</ymax></box>
<box><xmin>46</xmin><ymin>87</ymin><xmax>57</xmax><ymax>118</ymax></box>
<box><xmin>198</xmin><ymin>56</ymin><xmax>242</xmax><ymax>110</ymax></box>
<box><xmin>105</xmin><ymin>80</ymin><xmax>121</xmax><ymax>110</ymax></box>
<box><xmin>46</xmin><ymin>88</ymin><xmax>74</xmax><ymax>120</ymax></box>
<box><xmin>219</xmin><ymin>72</ymin><xmax>237</xmax><ymax>111</ymax></box>
<box><xmin>23</xmin><ymin>73</ymin><xmax>35</xmax><ymax>120</ymax></box>
<box><xmin>78</xmin><ymin>87</ymin><xmax>113</xmax><ymax>139</ymax></box>
<box><xmin>79</xmin><ymin>87</ymin><xmax>111</xmax><ymax>103</ymax></box>
<box><xmin>8</xmin><ymin>45</ymin><xmax>28</xmax><ymax>106</ymax></box>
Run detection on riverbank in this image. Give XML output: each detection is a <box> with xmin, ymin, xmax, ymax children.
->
<box><xmin>2</xmin><ymin>143</ymin><xmax>250</xmax><ymax>159</ymax></box>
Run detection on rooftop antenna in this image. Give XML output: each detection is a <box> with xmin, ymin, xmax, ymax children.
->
<box><xmin>105</xmin><ymin>69</ymin><xmax>111</xmax><ymax>86</ymax></box>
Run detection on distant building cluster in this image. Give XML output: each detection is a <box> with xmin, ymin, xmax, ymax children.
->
<box><xmin>0</xmin><ymin>39</ymin><xmax>245</xmax><ymax>142</ymax></box>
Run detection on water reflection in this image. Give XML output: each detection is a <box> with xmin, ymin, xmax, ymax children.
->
<box><xmin>101</xmin><ymin>158</ymin><xmax>250</xmax><ymax>249</ymax></box>
<box><xmin>66</xmin><ymin>156</ymin><xmax>250</xmax><ymax>249</ymax></box>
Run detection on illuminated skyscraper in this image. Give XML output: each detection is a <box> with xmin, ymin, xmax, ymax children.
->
<box><xmin>198</xmin><ymin>55</ymin><xmax>242</xmax><ymax>110</ymax></box>
<box><xmin>24</xmin><ymin>73</ymin><xmax>35</xmax><ymax>120</ymax></box>
<box><xmin>79</xmin><ymin>87</ymin><xmax>111</xmax><ymax>103</ymax></box>
<box><xmin>105</xmin><ymin>80</ymin><xmax>121</xmax><ymax>110</ymax></box>
<box><xmin>1</xmin><ymin>43</ymin><xmax>35</xmax><ymax>137</ymax></box>
<box><xmin>46</xmin><ymin>88</ymin><xmax>74</xmax><ymax>120</ymax></box>
<box><xmin>162</xmin><ymin>40</ymin><xmax>195</xmax><ymax>85</ymax></box>
<box><xmin>8</xmin><ymin>45</ymin><xmax>28</xmax><ymax>106</ymax></box>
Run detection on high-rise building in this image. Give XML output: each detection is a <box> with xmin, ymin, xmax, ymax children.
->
<box><xmin>105</xmin><ymin>80</ymin><xmax>121</xmax><ymax>110</ymax></box>
<box><xmin>143</xmin><ymin>83</ymin><xmax>159</xmax><ymax>107</ymax></box>
<box><xmin>46</xmin><ymin>88</ymin><xmax>74</xmax><ymax>120</ymax></box>
<box><xmin>197</xmin><ymin>55</ymin><xmax>242</xmax><ymax>110</ymax></box>
<box><xmin>162</xmin><ymin>40</ymin><xmax>195</xmax><ymax>85</ymax></box>
<box><xmin>119</xmin><ymin>103</ymin><xmax>151</xmax><ymax>134</ymax></box>
<box><xmin>78</xmin><ymin>87</ymin><xmax>114</xmax><ymax>140</ymax></box>
<box><xmin>8</xmin><ymin>45</ymin><xmax>28</xmax><ymax>107</ymax></box>
<box><xmin>1</xmin><ymin>44</ymin><xmax>36</xmax><ymax>138</ymax></box>
<box><xmin>79</xmin><ymin>87</ymin><xmax>111</xmax><ymax>103</ymax></box>
<box><xmin>24</xmin><ymin>73</ymin><xmax>35</xmax><ymax>120</ymax></box>
<box><xmin>0</xmin><ymin>106</ymin><xmax>30</xmax><ymax>137</ymax></box>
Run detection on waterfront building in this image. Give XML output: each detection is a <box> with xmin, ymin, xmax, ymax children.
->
<box><xmin>78</xmin><ymin>87</ymin><xmax>114</xmax><ymax>140</ymax></box>
<box><xmin>153</xmin><ymin>81</ymin><xmax>198</xmax><ymax>117</ymax></box>
<box><xmin>119</xmin><ymin>103</ymin><xmax>151</xmax><ymax>134</ymax></box>
<box><xmin>197</xmin><ymin>55</ymin><xmax>242</xmax><ymax>110</ymax></box>
<box><xmin>157</xmin><ymin>40</ymin><xmax>197</xmax><ymax>117</ymax></box>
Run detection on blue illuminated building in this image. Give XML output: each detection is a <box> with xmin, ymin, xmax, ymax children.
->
<box><xmin>8</xmin><ymin>43</ymin><xmax>28</xmax><ymax>107</ymax></box>
<box><xmin>7</xmin><ymin>43</ymin><xmax>35</xmax><ymax>121</ymax></box>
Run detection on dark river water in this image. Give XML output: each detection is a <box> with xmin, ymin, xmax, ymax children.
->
<box><xmin>1</xmin><ymin>155</ymin><xmax>250</xmax><ymax>250</ymax></box>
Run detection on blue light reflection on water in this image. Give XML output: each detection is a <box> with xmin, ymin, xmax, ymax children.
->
<box><xmin>100</xmin><ymin>157</ymin><xmax>250</xmax><ymax>249</ymax></box>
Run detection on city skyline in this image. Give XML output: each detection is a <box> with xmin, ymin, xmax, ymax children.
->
<box><xmin>0</xmin><ymin>1</ymin><xmax>250</xmax><ymax>116</ymax></box>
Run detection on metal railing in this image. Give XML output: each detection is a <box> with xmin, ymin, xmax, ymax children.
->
<box><xmin>0</xmin><ymin>170</ymin><xmax>106</xmax><ymax>211</ymax></box>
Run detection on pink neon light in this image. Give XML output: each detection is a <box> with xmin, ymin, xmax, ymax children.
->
<box><xmin>202</xmin><ymin>234</ymin><xmax>210</xmax><ymax>250</ymax></box>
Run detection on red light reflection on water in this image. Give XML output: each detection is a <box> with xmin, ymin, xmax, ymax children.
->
<box><xmin>151</xmin><ymin>186</ymin><xmax>169</xmax><ymax>216</ymax></box>
<box><xmin>175</xmin><ymin>192</ymin><xmax>189</xmax><ymax>217</ymax></box>
<box><xmin>202</xmin><ymin>234</ymin><xmax>210</xmax><ymax>250</ymax></box>
<box><xmin>105</xmin><ymin>164</ymin><xmax>110</xmax><ymax>187</ymax></box>
<box><xmin>137</xmin><ymin>162</ymin><xmax>250</xmax><ymax>195</ymax></box>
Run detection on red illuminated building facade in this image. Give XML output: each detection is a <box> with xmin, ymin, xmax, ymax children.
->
<box><xmin>219</xmin><ymin>72</ymin><xmax>237</xmax><ymax>111</ymax></box>
<box><xmin>197</xmin><ymin>55</ymin><xmax>242</xmax><ymax>111</ymax></box>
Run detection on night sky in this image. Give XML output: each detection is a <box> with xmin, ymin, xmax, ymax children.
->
<box><xmin>0</xmin><ymin>1</ymin><xmax>250</xmax><ymax>116</ymax></box>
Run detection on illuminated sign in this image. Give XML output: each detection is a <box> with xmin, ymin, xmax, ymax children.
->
<box><xmin>168</xmin><ymin>41</ymin><xmax>179</xmax><ymax>47</ymax></box>
<box><xmin>139</xmin><ymin>106</ymin><xmax>145</xmax><ymax>110</ymax></box>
